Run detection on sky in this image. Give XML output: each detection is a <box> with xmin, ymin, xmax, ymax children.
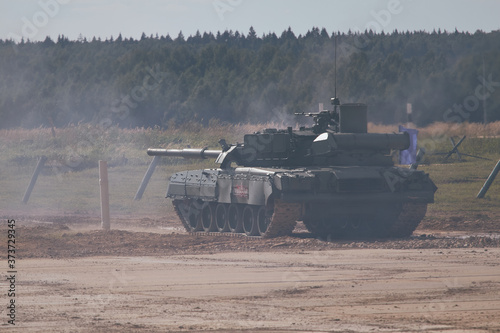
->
<box><xmin>1</xmin><ymin>0</ymin><xmax>500</xmax><ymax>42</ymax></box>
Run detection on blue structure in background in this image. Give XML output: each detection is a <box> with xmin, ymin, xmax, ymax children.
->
<box><xmin>399</xmin><ymin>125</ymin><xmax>418</xmax><ymax>165</ymax></box>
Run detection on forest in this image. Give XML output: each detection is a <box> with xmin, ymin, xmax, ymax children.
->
<box><xmin>0</xmin><ymin>27</ymin><xmax>499</xmax><ymax>129</ymax></box>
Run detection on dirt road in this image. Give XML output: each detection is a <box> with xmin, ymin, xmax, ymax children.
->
<box><xmin>5</xmin><ymin>244</ymin><xmax>500</xmax><ymax>332</ymax></box>
<box><xmin>1</xmin><ymin>216</ymin><xmax>500</xmax><ymax>332</ymax></box>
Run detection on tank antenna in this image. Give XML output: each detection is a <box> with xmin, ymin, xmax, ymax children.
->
<box><xmin>334</xmin><ymin>34</ymin><xmax>337</xmax><ymax>99</ymax></box>
<box><xmin>331</xmin><ymin>34</ymin><xmax>340</xmax><ymax>107</ymax></box>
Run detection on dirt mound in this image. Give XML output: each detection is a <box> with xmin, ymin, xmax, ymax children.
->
<box><xmin>4</xmin><ymin>222</ymin><xmax>499</xmax><ymax>259</ymax></box>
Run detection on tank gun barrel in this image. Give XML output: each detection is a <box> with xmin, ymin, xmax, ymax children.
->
<box><xmin>147</xmin><ymin>148</ymin><xmax>222</xmax><ymax>159</ymax></box>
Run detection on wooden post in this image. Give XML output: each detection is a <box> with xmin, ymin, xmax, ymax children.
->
<box><xmin>477</xmin><ymin>160</ymin><xmax>500</xmax><ymax>199</ymax></box>
<box><xmin>22</xmin><ymin>156</ymin><xmax>47</xmax><ymax>204</ymax></box>
<box><xmin>99</xmin><ymin>160</ymin><xmax>110</xmax><ymax>230</ymax></box>
<box><xmin>134</xmin><ymin>156</ymin><xmax>160</xmax><ymax>201</ymax></box>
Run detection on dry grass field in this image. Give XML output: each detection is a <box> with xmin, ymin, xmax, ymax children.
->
<box><xmin>1</xmin><ymin>120</ymin><xmax>499</xmax><ymax>218</ymax></box>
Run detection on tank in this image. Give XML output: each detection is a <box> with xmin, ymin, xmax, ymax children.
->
<box><xmin>148</xmin><ymin>99</ymin><xmax>437</xmax><ymax>239</ymax></box>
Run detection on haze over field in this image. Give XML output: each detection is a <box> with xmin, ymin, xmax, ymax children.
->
<box><xmin>1</xmin><ymin>29</ymin><xmax>500</xmax><ymax>129</ymax></box>
<box><xmin>0</xmin><ymin>1</ymin><xmax>499</xmax><ymax>129</ymax></box>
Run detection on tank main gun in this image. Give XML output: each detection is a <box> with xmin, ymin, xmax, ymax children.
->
<box><xmin>147</xmin><ymin>148</ymin><xmax>222</xmax><ymax>159</ymax></box>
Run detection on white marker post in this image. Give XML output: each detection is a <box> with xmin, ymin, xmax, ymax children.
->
<box><xmin>406</xmin><ymin>103</ymin><xmax>413</xmax><ymax>128</ymax></box>
<box><xmin>99</xmin><ymin>160</ymin><xmax>110</xmax><ymax>230</ymax></box>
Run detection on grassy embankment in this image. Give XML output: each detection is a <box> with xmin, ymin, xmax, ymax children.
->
<box><xmin>1</xmin><ymin>121</ymin><xmax>499</xmax><ymax>229</ymax></box>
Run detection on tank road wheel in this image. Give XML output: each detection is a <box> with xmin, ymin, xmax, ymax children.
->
<box><xmin>303</xmin><ymin>215</ymin><xmax>334</xmax><ymax>239</ymax></box>
<box><xmin>227</xmin><ymin>204</ymin><xmax>243</xmax><ymax>233</ymax></box>
<box><xmin>187</xmin><ymin>201</ymin><xmax>203</xmax><ymax>232</ymax></box>
<box><xmin>242</xmin><ymin>205</ymin><xmax>259</xmax><ymax>236</ymax></box>
<box><xmin>303</xmin><ymin>203</ymin><xmax>331</xmax><ymax>238</ymax></box>
<box><xmin>201</xmin><ymin>202</ymin><xmax>217</xmax><ymax>232</ymax></box>
<box><xmin>215</xmin><ymin>204</ymin><xmax>229</xmax><ymax>232</ymax></box>
<box><xmin>343</xmin><ymin>217</ymin><xmax>375</xmax><ymax>239</ymax></box>
<box><xmin>257</xmin><ymin>206</ymin><xmax>271</xmax><ymax>236</ymax></box>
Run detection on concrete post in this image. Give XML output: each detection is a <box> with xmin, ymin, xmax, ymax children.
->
<box><xmin>477</xmin><ymin>160</ymin><xmax>500</xmax><ymax>199</ymax></box>
<box><xmin>22</xmin><ymin>156</ymin><xmax>47</xmax><ymax>204</ymax></box>
<box><xmin>134</xmin><ymin>156</ymin><xmax>160</xmax><ymax>201</ymax></box>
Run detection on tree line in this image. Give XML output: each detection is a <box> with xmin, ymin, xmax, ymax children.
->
<box><xmin>0</xmin><ymin>27</ymin><xmax>499</xmax><ymax>129</ymax></box>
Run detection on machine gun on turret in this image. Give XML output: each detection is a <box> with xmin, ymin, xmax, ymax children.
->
<box><xmin>295</xmin><ymin>97</ymin><xmax>341</xmax><ymax>134</ymax></box>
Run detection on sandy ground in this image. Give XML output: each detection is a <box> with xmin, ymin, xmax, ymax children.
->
<box><xmin>1</xmin><ymin>216</ymin><xmax>500</xmax><ymax>332</ymax></box>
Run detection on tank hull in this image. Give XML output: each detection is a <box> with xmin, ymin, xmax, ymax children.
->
<box><xmin>166</xmin><ymin>165</ymin><xmax>436</xmax><ymax>238</ymax></box>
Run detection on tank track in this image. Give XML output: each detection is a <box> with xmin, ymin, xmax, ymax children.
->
<box><xmin>172</xmin><ymin>199</ymin><xmax>302</xmax><ymax>238</ymax></box>
<box><xmin>173</xmin><ymin>199</ymin><xmax>426</xmax><ymax>239</ymax></box>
